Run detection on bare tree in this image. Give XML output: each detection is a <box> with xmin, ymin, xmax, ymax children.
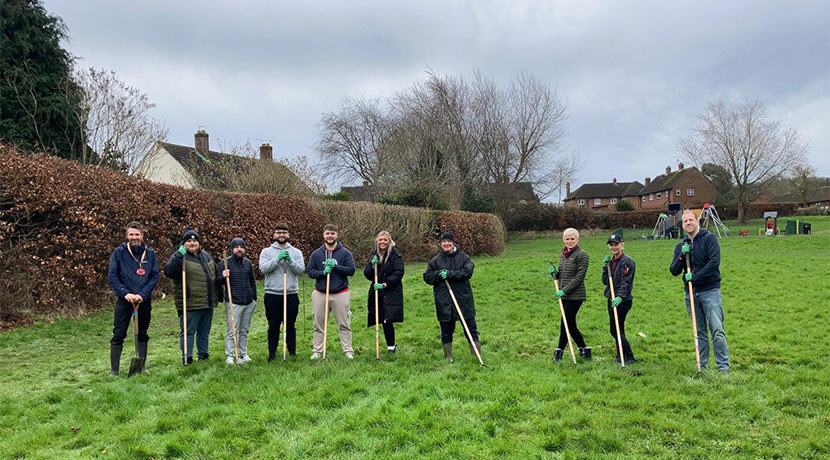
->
<box><xmin>679</xmin><ymin>100</ymin><xmax>809</xmax><ymax>222</ymax></box>
<box><xmin>316</xmin><ymin>96</ymin><xmax>388</xmax><ymax>185</ymax></box>
<box><xmin>279</xmin><ymin>155</ymin><xmax>327</xmax><ymax>195</ymax></box>
<box><xmin>788</xmin><ymin>163</ymin><xmax>818</xmax><ymax>208</ymax></box>
<box><xmin>539</xmin><ymin>152</ymin><xmax>586</xmax><ymax>203</ymax></box>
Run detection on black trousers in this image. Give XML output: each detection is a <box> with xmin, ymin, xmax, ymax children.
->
<box><xmin>111</xmin><ymin>298</ymin><xmax>151</xmax><ymax>346</ymax></box>
<box><xmin>381</xmin><ymin>322</ymin><xmax>395</xmax><ymax>347</ymax></box>
<box><xmin>557</xmin><ymin>299</ymin><xmax>586</xmax><ymax>349</ymax></box>
<box><xmin>607</xmin><ymin>299</ymin><xmax>635</xmax><ymax>360</ymax></box>
<box><xmin>264</xmin><ymin>293</ymin><xmax>299</xmax><ymax>356</ymax></box>
<box><xmin>439</xmin><ymin>317</ymin><xmax>478</xmax><ymax>344</ymax></box>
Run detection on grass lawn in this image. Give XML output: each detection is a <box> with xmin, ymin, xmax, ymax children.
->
<box><xmin>1</xmin><ymin>217</ymin><xmax>829</xmax><ymax>459</ymax></box>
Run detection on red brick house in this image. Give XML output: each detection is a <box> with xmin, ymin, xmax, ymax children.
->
<box><xmin>563</xmin><ymin>179</ymin><xmax>644</xmax><ymax>208</ymax></box>
<box><xmin>637</xmin><ymin>163</ymin><xmax>716</xmax><ymax>209</ymax></box>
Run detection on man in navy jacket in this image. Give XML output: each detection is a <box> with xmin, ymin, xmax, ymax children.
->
<box><xmin>107</xmin><ymin>221</ymin><xmax>159</xmax><ymax>376</ymax></box>
<box><xmin>307</xmin><ymin>224</ymin><xmax>356</xmax><ymax>359</ymax></box>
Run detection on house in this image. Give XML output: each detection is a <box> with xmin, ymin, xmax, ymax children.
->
<box><xmin>563</xmin><ymin>179</ymin><xmax>644</xmax><ymax>209</ymax></box>
<box><xmin>637</xmin><ymin>163</ymin><xmax>716</xmax><ymax>209</ymax></box>
<box><xmin>752</xmin><ymin>186</ymin><xmax>830</xmax><ymax>209</ymax></box>
<box><xmin>135</xmin><ymin>130</ymin><xmax>308</xmax><ymax>194</ymax></box>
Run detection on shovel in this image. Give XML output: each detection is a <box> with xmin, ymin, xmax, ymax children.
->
<box><xmin>127</xmin><ymin>299</ymin><xmax>144</xmax><ymax>377</ymax></box>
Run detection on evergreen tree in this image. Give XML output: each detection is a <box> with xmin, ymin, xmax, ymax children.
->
<box><xmin>0</xmin><ymin>0</ymin><xmax>84</xmax><ymax>158</ymax></box>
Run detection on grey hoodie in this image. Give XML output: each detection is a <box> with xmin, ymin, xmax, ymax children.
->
<box><xmin>259</xmin><ymin>243</ymin><xmax>305</xmax><ymax>295</ymax></box>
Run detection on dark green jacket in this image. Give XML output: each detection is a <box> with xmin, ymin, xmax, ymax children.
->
<box><xmin>164</xmin><ymin>250</ymin><xmax>222</xmax><ymax>311</ymax></box>
<box><xmin>556</xmin><ymin>247</ymin><xmax>589</xmax><ymax>301</ymax></box>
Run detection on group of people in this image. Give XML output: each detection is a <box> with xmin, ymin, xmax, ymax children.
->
<box><xmin>106</xmin><ymin>209</ymin><xmax>729</xmax><ymax>375</ymax></box>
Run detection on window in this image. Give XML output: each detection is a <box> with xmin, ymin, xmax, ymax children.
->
<box><xmin>611</xmin><ymin>197</ymin><xmax>618</xmax><ymax>204</ymax></box>
<box><xmin>649</xmin><ymin>194</ymin><xmax>654</xmax><ymax>201</ymax></box>
<box><xmin>594</xmin><ymin>198</ymin><xmax>601</xmax><ymax>205</ymax></box>
<box><xmin>578</xmin><ymin>199</ymin><xmax>585</xmax><ymax>205</ymax></box>
<box><xmin>676</xmin><ymin>189</ymin><xmax>681</xmax><ymax>197</ymax></box>
<box><xmin>687</xmin><ymin>188</ymin><xmax>695</xmax><ymax>196</ymax></box>
<box><xmin>642</xmin><ymin>196</ymin><xmax>646</xmax><ymax>202</ymax></box>
<box><xmin>656</xmin><ymin>192</ymin><xmax>661</xmax><ymax>199</ymax></box>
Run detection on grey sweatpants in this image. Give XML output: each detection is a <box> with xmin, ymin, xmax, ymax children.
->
<box><xmin>225</xmin><ymin>300</ymin><xmax>256</xmax><ymax>358</ymax></box>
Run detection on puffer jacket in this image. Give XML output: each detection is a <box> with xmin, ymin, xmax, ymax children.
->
<box><xmin>556</xmin><ymin>246</ymin><xmax>589</xmax><ymax>301</ymax></box>
<box><xmin>164</xmin><ymin>250</ymin><xmax>222</xmax><ymax>311</ymax></box>
<box><xmin>601</xmin><ymin>253</ymin><xmax>635</xmax><ymax>300</ymax></box>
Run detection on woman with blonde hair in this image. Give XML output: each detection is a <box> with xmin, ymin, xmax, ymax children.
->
<box><xmin>363</xmin><ymin>231</ymin><xmax>405</xmax><ymax>353</ymax></box>
<box><xmin>549</xmin><ymin>227</ymin><xmax>591</xmax><ymax>361</ymax></box>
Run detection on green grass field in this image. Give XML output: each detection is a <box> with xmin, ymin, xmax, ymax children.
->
<box><xmin>2</xmin><ymin>217</ymin><xmax>829</xmax><ymax>459</ymax></box>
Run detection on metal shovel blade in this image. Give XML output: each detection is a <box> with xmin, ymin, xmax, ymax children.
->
<box><xmin>127</xmin><ymin>356</ymin><xmax>144</xmax><ymax>377</ymax></box>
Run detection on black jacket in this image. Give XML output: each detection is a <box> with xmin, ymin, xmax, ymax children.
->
<box><xmin>423</xmin><ymin>245</ymin><xmax>475</xmax><ymax>321</ymax></box>
<box><xmin>601</xmin><ymin>253</ymin><xmax>635</xmax><ymax>301</ymax></box>
<box><xmin>218</xmin><ymin>255</ymin><xmax>257</xmax><ymax>305</ymax></box>
<box><xmin>669</xmin><ymin>228</ymin><xmax>721</xmax><ymax>293</ymax></box>
<box><xmin>364</xmin><ymin>247</ymin><xmax>404</xmax><ymax>326</ymax></box>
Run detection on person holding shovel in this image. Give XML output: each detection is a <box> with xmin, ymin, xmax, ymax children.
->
<box><xmin>363</xmin><ymin>231</ymin><xmax>405</xmax><ymax>354</ymax></box>
<box><xmin>107</xmin><ymin>221</ymin><xmax>159</xmax><ymax>376</ymax></box>
<box><xmin>164</xmin><ymin>228</ymin><xmax>222</xmax><ymax>364</ymax></box>
<box><xmin>219</xmin><ymin>238</ymin><xmax>257</xmax><ymax>364</ymax></box>
<box><xmin>307</xmin><ymin>224</ymin><xmax>356</xmax><ymax>359</ymax></box>
<box><xmin>549</xmin><ymin>227</ymin><xmax>591</xmax><ymax>361</ymax></box>
<box><xmin>259</xmin><ymin>223</ymin><xmax>305</xmax><ymax>361</ymax></box>
<box><xmin>423</xmin><ymin>232</ymin><xmax>480</xmax><ymax>363</ymax></box>
<box><xmin>670</xmin><ymin>210</ymin><xmax>730</xmax><ymax>374</ymax></box>
<box><xmin>601</xmin><ymin>233</ymin><xmax>637</xmax><ymax>363</ymax></box>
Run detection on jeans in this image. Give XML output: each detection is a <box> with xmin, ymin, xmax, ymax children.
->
<box><xmin>179</xmin><ymin>308</ymin><xmax>214</xmax><ymax>358</ymax></box>
<box><xmin>685</xmin><ymin>288</ymin><xmax>729</xmax><ymax>370</ymax></box>
<box><xmin>225</xmin><ymin>300</ymin><xmax>256</xmax><ymax>358</ymax></box>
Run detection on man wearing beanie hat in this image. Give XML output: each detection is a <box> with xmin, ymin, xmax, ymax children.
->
<box><xmin>219</xmin><ymin>237</ymin><xmax>257</xmax><ymax>364</ymax></box>
<box><xmin>423</xmin><ymin>231</ymin><xmax>481</xmax><ymax>362</ymax></box>
<box><xmin>164</xmin><ymin>227</ymin><xmax>222</xmax><ymax>364</ymax></box>
<box><xmin>601</xmin><ymin>232</ymin><xmax>638</xmax><ymax>363</ymax></box>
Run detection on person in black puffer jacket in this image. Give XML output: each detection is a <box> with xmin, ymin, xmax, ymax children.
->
<box><xmin>601</xmin><ymin>233</ymin><xmax>637</xmax><ymax>363</ymax></box>
<box><xmin>364</xmin><ymin>231</ymin><xmax>405</xmax><ymax>353</ymax></box>
<box><xmin>423</xmin><ymin>232</ymin><xmax>479</xmax><ymax>362</ymax></box>
<box><xmin>218</xmin><ymin>238</ymin><xmax>257</xmax><ymax>364</ymax></box>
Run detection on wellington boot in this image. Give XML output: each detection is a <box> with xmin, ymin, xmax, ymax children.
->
<box><xmin>136</xmin><ymin>341</ymin><xmax>148</xmax><ymax>373</ymax></box>
<box><xmin>110</xmin><ymin>344</ymin><xmax>122</xmax><ymax>376</ymax></box>
<box><xmin>579</xmin><ymin>346</ymin><xmax>592</xmax><ymax>360</ymax></box>
<box><xmin>553</xmin><ymin>348</ymin><xmax>564</xmax><ymax>362</ymax></box>
<box><xmin>443</xmin><ymin>343</ymin><xmax>453</xmax><ymax>362</ymax></box>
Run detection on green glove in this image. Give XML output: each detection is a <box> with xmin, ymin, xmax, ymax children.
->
<box><xmin>603</xmin><ymin>255</ymin><xmax>612</xmax><ymax>266</ymax></box>
<box><xmin>684</xmin><ymin>272</ymin><xmax>692</xmax><ymax>282</ymax></box>
<box><xmin>326</xmin><ymin>258</ymin><xmax>337</xmax><ymax>268</ymax></box>
<box><xmin>371</xmin><ymin>255</ymin><xmax>379</xmax><ymax>264</ymax></box>
<box><xmin>278</xmin><ymin>250</ymin><xmax>291</xmax><ymax>262</ymax></box>
<box><xmin>548</xmin><ymin>265</ymin><xmax>557</xmax><ymax>275</ymax></box>
<box><xmin>555</xmin><ymin>290</ymin><xmax>564</xmax><ymax>298</ymax></box>
<box><xmin>374</xmin><ymin>283</ymin><xmax>384</xmax><ymax>290</ymax></box>
<box><xmin>611</xmin><ymin>296</ymin><xmax>622</xmax><ymax>307</ymax></box>
<box><xmin>323</xmin><ymin>265</ymin><xmax>332</xmax><ymax>275</ymax></box>
<box><xmin>681</xmin><ymin>243</ymin><xmax>690</xmax><ymax>255</ymax></box>
<box><xmin>439</xmin><ymin>269</ymin><xmax>448</xmax><ymax>279</ymax></box>
<box><xmin>177</xmin><ymin>245</ymin><xmax>186</xmax><ymax>256</ymax></box>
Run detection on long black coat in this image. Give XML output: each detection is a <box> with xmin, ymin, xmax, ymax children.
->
<box><xmin>423</xmin><ymin>246</ymin><xmax>475</xmax><ymax>321</ymax></box>
<box><xmin>364</xmin><ymin>247</ymin><xmax>404</xmax><ymax>326</ymax></box>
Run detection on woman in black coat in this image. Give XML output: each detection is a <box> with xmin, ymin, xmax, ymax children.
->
<box><xmin>364</xmin><ymin>231</ymin><xmax>404</xmax><ymax>353</ymax></box>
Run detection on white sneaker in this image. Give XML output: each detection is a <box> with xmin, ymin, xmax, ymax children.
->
<box><xmin>225</xmin><ymin>356</ymin><xmax>235</xmax><ymax>365</ymax></box>
<box><xmin>241</xmin><ymin>355</ymin><xmax>252</xmax><ymax>363</ymax></box>
<box><xmin>345</xmin><ymin>352</ymin><xmax>354</xmax><ymax>359</ymax></box>
<box><xmin>310</xmin><ymin>352</ymin><xmax>322</xmax><ymax>360</ymax></box>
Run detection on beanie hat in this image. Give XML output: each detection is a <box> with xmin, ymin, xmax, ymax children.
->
<box><xmin>181</xmin><ymin>228</ymin><xmax>201</xmax><ymax>244</ymax></box>
<box><xmin>439</xmin><ymin>232</ymin><xmax>456</xmax><ymax>243</ymax></box>
<box><xmin>229</xmin><ymin>237</ymin><xmax>246</xmax><ymax>250</ymax></box>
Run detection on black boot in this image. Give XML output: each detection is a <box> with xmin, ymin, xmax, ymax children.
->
<box><xmin>553</xmin><ymin>348</ymin><xmax>564</xmax><ymax>362</ymax></box>
<box><xmin>198</xmin><ymin>353</ymin><xmax>209</xmax><ymax>361</ymax></box>
<box><xmin>136</xmin><ymin>341</ymin><xmax>148</xmax><ymax>373</ymax></box>
<box><xmin>579</xmin><ymin>347</ymin><xmax>592</xmax><ymax>360</ymax></box>
<box><xmin>110</xmin><ymin>344</ymin><xmax>122</xmax><ymax>376</ymax></box>
<box><xmin>443</xmin><ymin>343</ymin><xmax>453</xmax><ymax>362</ymax></box>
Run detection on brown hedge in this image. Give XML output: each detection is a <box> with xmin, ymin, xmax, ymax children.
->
<box><xmin>0</xmin><ymin>148</ymin><xmax>506</xmax><ymax>326</ymax></box>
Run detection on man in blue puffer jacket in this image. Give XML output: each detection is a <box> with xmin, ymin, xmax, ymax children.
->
<box><xmin>107</xmin><ymin>221</ymin><xmax>159</xmax><ymax>376</ymax></box>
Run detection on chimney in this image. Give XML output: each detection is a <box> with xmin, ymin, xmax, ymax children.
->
<box><xmin>678</xmin><ymin>162</ymin><xmax>684</xmax><ymax>170</ymax></box>
<box><xmin>612</xmin><ymin>177</ymin><xmax>617</xmax><ymax>185</ymax></box>
<box><xmin>645</xmin><ymin>177</ymin><xmax>651</xmax><ymax>186</ymax></box>
<box><xmin>362</xmin><ymin>180</ymin><xmax>369</xmax><ymax>187</ymax></box>
<box><xmin>565</xmin><ymin>181</ymin><xmax>571</xmax><ymax>198</ymax></box>
<box><xmin>666</xmin><ymin>165</ymin><xmax>671</xmax><ymax>174</ymax></box>
<box><xmin>259</xmin><ymin>143</ymin><xmax>273</xmax><ymax>161</ymax></box>
<box><xmin>194</xmin><ymin>130</ymin><xmax>209</xmax><ymax>155</ymax></box>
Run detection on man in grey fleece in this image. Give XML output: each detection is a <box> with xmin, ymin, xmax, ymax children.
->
<box><xmin>259</xmin><ymin>223</ymin><xmax>306</xmax><ymax>361</ymax></box>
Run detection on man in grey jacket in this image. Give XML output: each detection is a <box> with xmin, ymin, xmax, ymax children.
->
<box><xmin>259</xmin><ymin>223</ymin><xmax>306</xmax><ymax>361</ymax></box>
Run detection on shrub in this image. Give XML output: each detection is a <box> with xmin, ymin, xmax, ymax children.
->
<box><xmin>615</xmin><ymin>199</ymin><xmax>635</xmax><ymax>211</ymax></box>
<box><xmin>323</xmin><ymin>191</ymin><xmax>353</xmax><ymax>201</ymax></box>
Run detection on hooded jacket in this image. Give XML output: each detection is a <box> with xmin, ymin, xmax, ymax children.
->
<box><xmin>307</xmin><ymin>242</ymin><xmax>355</xmax><ymax>293</ymax></box>
<box><xmin>669</xmin><ymin>228</ymin><xmax>721</xmax><ymax>293</ymax></box>
<box><xmin>601</xmin><ymin>253</ymin><xmax>635</xmax><ymax>301</ymax></box>
<box><xmin>423</xmin><ymin>242</ymin><xmax>476</xmax><ymax>321</ymax></box>
<box><xmin>259</xmin><ymin>242</ymin><xmax>305</xmax><ymax>295</ymax></box>
<box><xmin>164</xmin><ymin>249</ymin><xmax>222</xmax><ymax>311</ymax></box>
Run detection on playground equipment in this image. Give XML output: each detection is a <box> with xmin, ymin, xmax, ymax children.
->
<box><xmin>650</xmin><ymin>204</ymin><xmax>682</xmax><ymax>239</ymax></box>
<box><xmin>700</xmin><ymin>203</ymin><xmax>729</xmax><ymax>237</ymax></box>
<box><xmin>763</xmin><ymin>211</ymin><xmax>778</xmax><ymax>236</ymax></box>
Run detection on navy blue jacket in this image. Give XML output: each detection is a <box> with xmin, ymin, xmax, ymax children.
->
<box><xmin>218</xmin><ymin>255</ymin><xmax>257</xmax><ymax>305</ymax></box>
<box><xmin>107</xmin><ymin>243</ymin><xmax>159</xmax><ymax>301</ymax></box>
<box><xmin>601</xmin><ymin>253</ymin><xmax>635</xmax><ymax>300</ymax></box>
<box><xmin>669</xmin><ymin>228</ymin><xmax>721</xmax><ymax>293</ymax></box>
<box><xmin>307</xmin><ymin>242</ymin><xmax>355</xmax><ymax>292</ymax></box>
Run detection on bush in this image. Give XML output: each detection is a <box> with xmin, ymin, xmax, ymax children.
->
<box><xmin>323</xmin><ymin>191</ymin><xmax>353</xmax><ymax>201</ymax></box>
<box><xmin>615</xmin><ymin>199</ymin><xmax>635</xmax><ymax>211</ymax></box>
<box><xmin>500</xmin><ymin>202</ymin><xmax>663</xmax><ymax>232</ymax></box>
<box><xmin>377</xmin><ymin>186</ymin><xmax>449</xmax><ymax>210</ymax></box>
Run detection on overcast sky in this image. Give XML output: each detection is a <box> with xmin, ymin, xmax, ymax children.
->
<box><xmin>44</xmin><ymin>0</ymin><xmax>830</xmax><ymax>193</ymax></box>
